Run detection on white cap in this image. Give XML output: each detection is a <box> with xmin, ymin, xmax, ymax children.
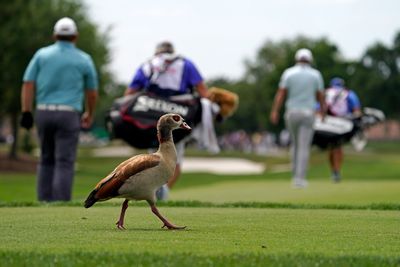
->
<box><xmin>295</xmin><ymin>48</ymin><xmax>313</xmax><ymax>62</ymax></box>
<box><xmin>53</xmin><ymin>17</ymin><xmax>78</xmax><ymax>36</ymax></box>
<box><xmin>155</xmin><ymin>41</ymin><xmax>175</xmax><ymax>54</ymax></box>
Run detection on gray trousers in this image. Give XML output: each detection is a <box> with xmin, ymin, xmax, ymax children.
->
<box><xmin>285</xmin><ymin>110</ymin><xmax>315</xmax><ymax>181</ymax></box>
<box><xmin>35</xmin><ymin>110</ymin><xmax>80</xmax><ymax>201</ymax></box>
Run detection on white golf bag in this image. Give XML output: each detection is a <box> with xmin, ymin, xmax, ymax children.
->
<box><xmin>312</xmin><ymin>107</ymin><xmax>385</xmax><ymax>151</ymax></box>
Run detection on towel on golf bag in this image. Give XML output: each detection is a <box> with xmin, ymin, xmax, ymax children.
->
<box><xmin>106</xmin><ymin>92</ymin><xmax>201</xmax><ymax>149</ymax></box>
<box><xmin>191</xmin><ymin>98</ymin><xmax>221</xmax><ymax>154</ymax></box>
<box><xmin>312</xmin><ymin>107</ymin><xmax>385</xmax><ymax>150</ymax></box>
<box><xmin>208</xmin><ymin>87</ymin><xmax>239</xmax><ymax>119</ymax></box>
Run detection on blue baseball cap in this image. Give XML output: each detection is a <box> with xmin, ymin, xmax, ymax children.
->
<box><xmin>330</xmin><ymin>77</ymin><xmax>345</xmax><ymax>87</ymax></box>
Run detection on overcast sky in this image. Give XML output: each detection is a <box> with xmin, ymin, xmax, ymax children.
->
<box><xmin>84</xmin><ymin>0</ymin><xmax>399</xmax><ymax>84</ymax></box>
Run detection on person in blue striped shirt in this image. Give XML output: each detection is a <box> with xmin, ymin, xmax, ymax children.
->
<box><xmin>125</xmin><ymin>41</ymin><xmax>209</xmax><ymax>200</ymax></box>
<box><xmin>325</xmin><ymin>77</ymin><xmax>361</xmax><ymax>182</ymax></box>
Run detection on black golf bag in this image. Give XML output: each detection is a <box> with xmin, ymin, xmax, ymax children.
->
<box><xmin>312</xmin><ymin>107</ymin><xmax>385</xmax><ymax>150</ymax></box>
<box><xmin>106</xmin><ymin>92</ymin><xmax>202</xmax><ymax>149</ymax></box>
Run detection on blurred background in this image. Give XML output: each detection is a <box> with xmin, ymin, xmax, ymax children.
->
<box><xmin>0</xmin><ymin>0</ymin><xmax>399</xmax><ymax>204</ymax></box>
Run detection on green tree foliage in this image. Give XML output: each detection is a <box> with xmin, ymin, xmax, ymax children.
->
<box><xmin>0</xmin><ymin>0</ymin><xmax>112</xmax><ymax>157</ymax></box>
<box><xmin>350</xmin><ymin>32</ymin><xmax>400</xmax><ymax>118</ymax></box>
<box><xmin>211</xmin><ymin>32</ymin><xmax>400</xmax><ymax>134</ymax></box>
<box><xmin>2</xmin><ymin>0</ymin><xmax>399</xmax><ymax>149</ymax></box>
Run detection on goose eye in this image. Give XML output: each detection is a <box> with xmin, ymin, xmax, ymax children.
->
<box><xmin>172</xmin><ymin>115</ymin><xmax>180</xmax><ymax>122</ymax></box>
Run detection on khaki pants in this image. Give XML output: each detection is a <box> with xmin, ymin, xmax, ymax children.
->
<box><xmin>285</xmin><ymin>110</ymin><xmax>315</xmax><ymax>181</ymax></box>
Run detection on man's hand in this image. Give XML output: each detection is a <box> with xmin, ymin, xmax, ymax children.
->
<box><xmin>270</xmin><ymin>88</ymin><xmax>286</xmax><ymax>125</ymax></box>
<box><xmin>81</xmin><ymin>112</ymin><xmax>93</xmax><ymax>129</ymax></box>
<box><xmin>195</xmin><ymin>82</ymin><xmax>209</xmax><ymax>98</ymax></box>
<box><xmin>20</xmin><ymin>112</ymin><xmax>34</xmax><ymax>130</ymax></box>
<box><xmin>270</xmin><ymin>110</ymin><xmax>279</xmax><ymax>125</ymax></box>
<box><xmin>82</xmin><ymin>89</ymin><xmax>97</xmax><ymax>129</ymax></box>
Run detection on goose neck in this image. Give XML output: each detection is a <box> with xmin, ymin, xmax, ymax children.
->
<box><xmin>157</xmin><ymin>126</ymin><xmax>173</xmax><ymax>144</ymax></box>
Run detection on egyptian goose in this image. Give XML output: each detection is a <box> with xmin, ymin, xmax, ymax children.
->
<box><xmin>84</xmin><ymin>113</ymin><xmax>191</xmax><ymax>230</ymax></box>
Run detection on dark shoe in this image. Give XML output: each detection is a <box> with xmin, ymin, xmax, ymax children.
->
<box><xmin>331</xmin><ymin>171</ymin><xmax>341</xmax><ymax>183</ymax></box>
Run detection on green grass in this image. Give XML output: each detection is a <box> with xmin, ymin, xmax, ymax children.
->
<box><xmin>0</xmin><ymin>206</ymin><xmax>399</xmax><ymax>267</ymax></box>
<box><xmin>170</xmin><ymin>180</ymin><xmax>400</xmax><ymax>204</ymax></box>
<box><xmin>1</xmin><ymin>141</ymin><xmax>400</xmax><ymax>266</ymax></box>
<box><xmin>1</xmin><ymin>143</ymin><xmax>400</xmax><ymax>204</ymax></box>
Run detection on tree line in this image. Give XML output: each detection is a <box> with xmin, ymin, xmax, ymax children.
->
<box><xmin>0</xmin><ymin>0</ymin><xmax>113</xmax><ymax>157</ymax></box>
<box><xmin>210</xmin><ymin>34</ymin><xmax>400</xmax><ymax>134</ymax></box>
<box><xmin>1</xmin><ymin>0</ymin><xmax>399</xmax><ymax>157</ymax></box>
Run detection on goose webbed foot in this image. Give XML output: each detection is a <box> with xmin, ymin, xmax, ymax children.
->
<box><xmin>149</xmin><ymin>202</ymin><xmax>186</xmax><ymax>230</ymax></box>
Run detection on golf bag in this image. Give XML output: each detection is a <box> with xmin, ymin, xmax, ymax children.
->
<box><xmin>106</xmin><ymin>92</ymin><xmax>202</xmax><ymax>149</ymax></box>
<box><xmin>312</xmin><ymin>107</ymin><xmax>385</xmax><ymax>150</ymax></box>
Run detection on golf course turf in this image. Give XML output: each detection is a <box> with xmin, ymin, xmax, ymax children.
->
<box><xmin>0</xmin><ymin>142</ymin><xmax>399</xmax><ymax>266</ymax></box>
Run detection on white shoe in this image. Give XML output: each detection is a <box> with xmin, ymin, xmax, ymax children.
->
<box><xmin>331</xmin><ymin>171</ymin><xmax>341</xmax><ymax>183</ymax></box>
<box><xmin>292</xmin><ymin>178</ymin><xmax>308</xmax><ymax>188</ymax></box>
<box><xmin>156</xmin><ymin>184</ymin><xmax>169</xmax><ymax>201</ymax></box>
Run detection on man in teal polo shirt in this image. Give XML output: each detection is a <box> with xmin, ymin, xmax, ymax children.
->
<box><xmin>20</xmin><ymin>17</ymin><xmax>98</xmax><ymax>201</ymax></box>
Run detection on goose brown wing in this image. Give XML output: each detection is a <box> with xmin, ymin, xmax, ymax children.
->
<box><xmin>93</xmin><ymin>154</ymin><xmax>161</xmax><ymax>200</ymax></box>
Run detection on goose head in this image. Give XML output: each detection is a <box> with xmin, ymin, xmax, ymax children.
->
<box><xmin>157</xmin><ymin>113</ymin><xmax>191</xmax><ymax>143</ymax></box>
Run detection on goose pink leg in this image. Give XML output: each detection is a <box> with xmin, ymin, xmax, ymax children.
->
<box><xmin>116</xmin><ymin>199</ymin><xmax>129</xmax><ymax>230</ymax></box>
<box><xmin>150</xmin><ymin>204</ymin><xmax>186</xmax><ymax>230</ymax></box>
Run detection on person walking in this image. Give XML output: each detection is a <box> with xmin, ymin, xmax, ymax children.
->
<box><xmin>270</xmin><ymin>48</ymin><xmax>326</xmax><ymax>188</ymax></box>
<box><xmin>20</xmin><ymin>17</ymin><xmax>98</xmax><ymax>201</ymax></box>
<box><xmin>125</xmin><ymin>41</ymin><xmax>209</xmax><ymax>199</ymax></box>
<box><xmin>325</xmin><ymin>77</ymin><xmax>361</xmax><ymax>182</ymax></box>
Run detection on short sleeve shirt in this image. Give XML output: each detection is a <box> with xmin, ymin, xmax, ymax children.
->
<box><xmin>23</xmin><ymin>41</ymin><xmax>98</xmax><ymax>112</ymax></box>
<box><xmin>128</xmin><ymin>55</ymin><xmax>203</xmax><ymax>95</ymax></box>
<box><xmin>279</xmin><ymin>63</ymin><xmax>324</xmax><ymax>111</ymax></box>
<box><xmin>325</xmin><ymin>86</ymin><xmax>361</xmax><ymax>116</ymax></box>
<box><xmin>347</xmin><ymin>90</ymin><xmax>361</xmax><ymax>112</ymax></box>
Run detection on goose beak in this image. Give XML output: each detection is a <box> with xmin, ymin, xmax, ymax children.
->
<box><xmin>180</xmin><ymin>121</ymin><xmax>191</xmax><ymax>130</ymax></box>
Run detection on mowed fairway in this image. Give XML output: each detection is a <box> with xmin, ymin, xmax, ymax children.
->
<box><xmin>1</xmin><ymin>142</ymin><xmax>400</xmax><ymax>266</ymax></box>
<box><xmin>170</xmin><ymin>180</ymin><xmax>400</xmax><ymax>204</ymax></box>
<box><xmin>0</xmin><ymin>206</ymin><xmax>399</xmax><ymax>267</ymax></box>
